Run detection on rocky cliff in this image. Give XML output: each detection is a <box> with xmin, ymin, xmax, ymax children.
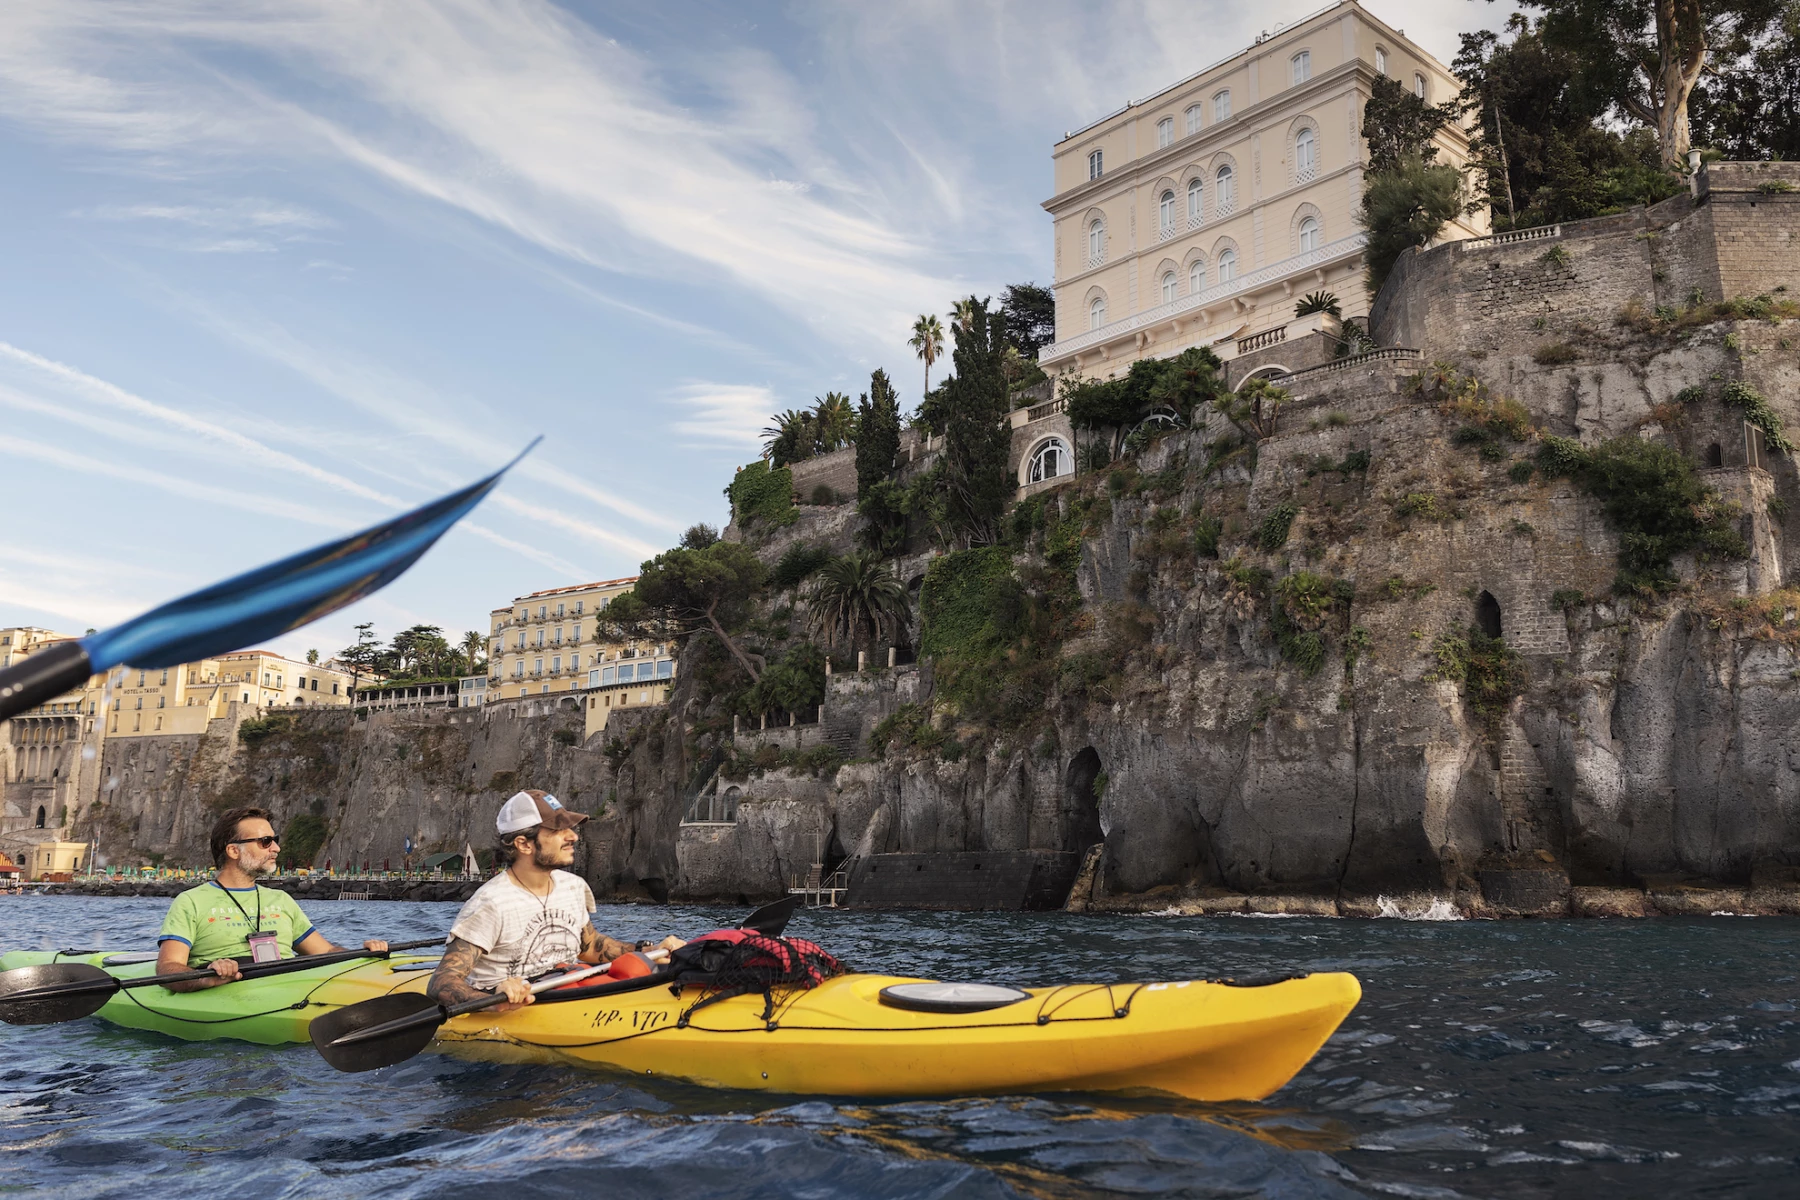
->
<box><xmin>73</xmin><ymin>164</ymin><xmax>1800</xmax><ymax>912</ymax></box>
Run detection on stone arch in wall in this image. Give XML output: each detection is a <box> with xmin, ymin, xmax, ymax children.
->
<box><xmin>1064</xmin><ymin>747</ymin><xmax>1106</xmax><ymax>855</ymax></box>
<box><xmin>1184</xmin><ymin>246</ymin><xmax>1210</xmax><ymax>294</ymax></box>
<box><xmin>1475</xmin><ymin>590</ymin><xmax>1503</xmax><ymax>639</ymax></box>
<box><xmin>1289</xmin><ymin>202</ymin><xmax>1325</xmax><ymax>255</ymax></box>
<box><xmin>34</xmin><ymin>806</ymin><xmax>45</xmax><ymax>829</ymax></box>
<box><xmin>1284</xmin><ymin>114</ymin><xmax>1322</xmax><ymax>186</ymax></box>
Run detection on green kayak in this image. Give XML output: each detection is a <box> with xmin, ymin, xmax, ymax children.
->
<box><xmin>0</xmin><ymin>949</ymin><xmax>440</xmax><ymax>1045</ymax></box>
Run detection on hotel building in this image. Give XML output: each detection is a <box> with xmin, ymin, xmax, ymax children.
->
<box><xmin>488</xmin><ymin>577</ymin><xmax>678</xmax><ymax>705</ymax></box>
<box><xmin>1039</xmin><ymin>0</ymin><xmax>1483</xmax><ymax>379</ymax></box>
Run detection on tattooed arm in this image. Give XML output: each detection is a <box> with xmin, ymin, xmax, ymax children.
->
<box><xmin>579</xmin><ymin>922</ymin><xmax>634</xmax><ymax>964</ymax></box>
<box><xmin>427</xmin><ymin>936</ymin><xmax>532</xmax><ymax>1011</ymax></box>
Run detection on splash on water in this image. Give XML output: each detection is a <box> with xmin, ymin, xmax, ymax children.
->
<box><xmin>1375</xmin><ymin>894</ymin><xmax>1464</xmax><ymax>921</ymax></box>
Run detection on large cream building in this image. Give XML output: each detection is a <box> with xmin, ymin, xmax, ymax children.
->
<box><xmin>1041</xmin><ymin>0</ymin><xmax>1485</xmax><ymax>378</ymax></box>
<box><xmin>488</xmin><ymin>577</ymin><xmax>677</xmax><ymax>705</ymax></box>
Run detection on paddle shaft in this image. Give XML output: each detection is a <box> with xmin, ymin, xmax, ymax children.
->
<box><xmin>0</xmin><ymin>642</ymin><xmax>93</xmax><ymax>724</ymax></box>
<box><xmin>0</xmin><ymin>937</ymin><xmax>445</xmax><ymax>1004</ymax></box>
<box><xmin>329</xmin><ymin>961</ymin><xmax>614</xmax><ymax>1047</ymax></box>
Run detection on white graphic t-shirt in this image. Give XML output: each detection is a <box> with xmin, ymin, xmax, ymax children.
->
<box><xmin>448</xmin><ymin>869</ymin><xmax>597</xmax><ymax>990</ymax></box>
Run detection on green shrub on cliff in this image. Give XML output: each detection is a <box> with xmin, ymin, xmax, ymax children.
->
<box><xmin>1427</xmin><ymin>628</ymin><xmax>1526</xmax><ymax>721</ymax></box>
<box><xmin>1722</xmin><ymin>381</ymin><xmax>1796</xmax><ymax>453</ymax></box>
<box><xmin>1257</xmin><ymin>502</ymin><xmax>1299</xmax><ymax>550</ymax></box>
<box><xmin>726</xmin><ymin>460</ymin><xmax>797</xmax><ymax>529</ymax></box>
<box><xmin>279</xmin><ymin>811</ymin><xmax>328</xmax><ymax>869</ymax></box>
<box><xmin>1538</xmin><ymin>434</ymin><xmax>1749</xmax><ymax>593</ymax></box>
<box><xmin>238</xmin><ymin>714</ymin><xmax>293</xmax><ymax>748</ymax></box>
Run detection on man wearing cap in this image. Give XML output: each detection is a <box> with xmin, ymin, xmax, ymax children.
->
<box><xmin>427</xmin><ymin>790</ymin><xmax>684</xmax><ymax>1011</ymax></box>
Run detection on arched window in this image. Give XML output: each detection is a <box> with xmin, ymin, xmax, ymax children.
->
<box><xmin>1028</xmin><ymin>438</ymin><xmax>1072</xmax><ymax>483</ymax></box>
<box><xmin>1187</xmin><ymin>177</ymin><xmax>1204</xmax><ymax>225</ymax></box>
<box><xmin>1087</xmin><ymin>219</ymin><xmax>1104</xmax><ymax>262</ymax></box>
<box><xmin>722</xmin><ymin>786</ymin><xmax>741</xmax><ymax>823</ymax></box>
<box><xmin>1295</xmin><ymin>127</ymin><xmax>1317</xmax><ymax>181</ymax></box>
<box><xmin>1185</xmin><ymin>104</ymin><xmax>1202</xmax><ymax>135</ymax></box>
<box><xmin>1216</xmin><ymin>164</ymin><xmax>1235</xmax><ymax>213</ymax></box>
<box><xmin>1088</xmin><ymin>296</ymin><xmax>1107</xmax><ymax>329</ymax></box>
<box><xmin>1217</xmin><ymin>249</ymin><xmax>1237</xmax><ymax>282</ymax></box>
<box><xmin>1375</xmin><ymin>47</ymin><xmax>1388</xmax><ymax>75</ymax></box>
<box><xmin>1160</xmin><ymin>271</ymin><xmax>1177</xmax><ymax>303</ymax></box>
<box><xmin>1414</xmin><ymin>73</ymin><xmax>1427</xmax><ymax>99</ymax></box>
<box><xmin>1298</xmin><ymin>216</ymin><xmax>1321</xmax><ymax>253</ymax></box>
<box><xmin>35</xmin><ymin>806</ymin><xmax>45</xmax><ymax>829</ymax></box>
<box><xmin>1158</xmin><ymin>189</ymin><xmax>1176</xmax><ymax>236</ymax></box>
<box><xmin>1291</xmin><ymin>50</ymin><xmax>1311</xmax><ymax>85</ymax></box>
<box><xmin>1087</xmin><ymin>149</ymin><xmax>1103</xmax><ymax>180</ymax></box>
<box><xmin>1213</xmin><ymin>90</ymin><xmax>1231</xmax><ymax>122</ymax></box>
<box><xmin>1157</xmin><ymin>117</ymin><xmax>1173</xmax><ymax>148</ymax></box>
<box><xmin>1189</xmin><ymin>259</ymin><xmax>1206</xmax><ymax>293</ymax></box>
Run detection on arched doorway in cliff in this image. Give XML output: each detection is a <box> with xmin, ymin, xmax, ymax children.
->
<box><xmin>1475</xmin><ymin>591</ymin><xmax>1502</xmax><ymax>639</ymax></box>
<box><xmin>1064</xmin><ymin>747</ymin><xmax>1106</xmax><ymax>854</ymax></box>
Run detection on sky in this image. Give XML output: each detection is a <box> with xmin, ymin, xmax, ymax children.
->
<box><xmin>0</xmin><ymin>0</ymin><xmax>1521</xmax><ymax>663</ymax></box>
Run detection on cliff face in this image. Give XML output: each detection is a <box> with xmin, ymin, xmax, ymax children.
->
<box><xmin>74</xmin><ymin>165</ymin><xmax>1800</xmax><ymax>908</ymax></box>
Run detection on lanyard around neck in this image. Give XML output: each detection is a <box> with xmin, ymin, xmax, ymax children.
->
<box><xmin>214</xmin><ymin>882</ymin><xmax>263</xmax><ymax>931</ymax></box>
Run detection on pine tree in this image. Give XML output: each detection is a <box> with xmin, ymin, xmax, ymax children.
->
<box><xmin>855</xmin><ymin>369</ymin><xmax>901</xmax><ymax>499</ymax></box>
<box><xmin>940</xmin><ymin>298</ymin><xmax>1013</xmax><ymax>547</ymax></box>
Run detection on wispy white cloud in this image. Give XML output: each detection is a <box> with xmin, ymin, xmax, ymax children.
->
<box><xmin>77</xmin><ymin>200</ymin><xmax>331</xmax><ymax>229</ymax></box>
<box><xmin>8</xmin><ymin>432</ymin><xmax>348</xmax><ymax>526</ymax></box>
<box><xmin>667</xmin><ymin>382</ymin><xmax>776</xmax><ymax>450</ymax></box>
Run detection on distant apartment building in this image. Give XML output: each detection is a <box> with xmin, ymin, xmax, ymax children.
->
<box><xmin>105</xmin><ymin>650</ymin><xmax>352</xmax><ymax>738</ymax></box>
<box><xmin>488</xmin><ymin>577</ymin><xmax>669</xmax><ymax>701</ymax></box>
<box><xmin>1040</xmin><ymin>0</ymin><xmax>1483</xmax><ymax>383</ymax></box>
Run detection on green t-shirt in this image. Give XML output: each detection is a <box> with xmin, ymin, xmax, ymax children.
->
<box><xmin>157</xmin><ymin>883</ymin><xmax>316</xmax><ymax>965</ymax></box>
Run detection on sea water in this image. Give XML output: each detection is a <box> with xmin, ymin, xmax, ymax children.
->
<box><xmin>1</xmin><ymin>896</ymin><xmax>1796</xmax><ymax>1198</ymax></box>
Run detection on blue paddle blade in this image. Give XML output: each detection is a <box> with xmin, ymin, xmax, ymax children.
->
<box><xmin>79</xmin><ymin>441</ymin><xmax>538</xmax><ymax>673</ymax></box>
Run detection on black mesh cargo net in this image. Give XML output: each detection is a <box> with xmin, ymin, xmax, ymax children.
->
<box><xmin>667</xmin><ymin>933</ymin><xmax>847</xmax><ymax>1028</ymax></box>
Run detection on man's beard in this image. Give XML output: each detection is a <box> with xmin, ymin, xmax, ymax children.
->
<box><xmin>245</xmin><ymin>856</ymin><xmax>280</xmax><ymax>877</ymax></box>
<box><xmin>531</xmin><ymin>840</ymin><xmax>573</xmax><ymax>870</ymax></box>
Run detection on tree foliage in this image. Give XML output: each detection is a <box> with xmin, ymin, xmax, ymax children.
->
<box><xmin>999</xmin><ymin>282</ymin><xmax>1057</xmax><ymax>360</ymax></box>
<box><xmin>855</xmin><ymin>368</ymin><xmax>902</xmax><ymax>499</ymax></box>
<box><xmin>1359</xmin><ymin>155</ymin><xmax>1464</xmax><ymax>296</ymax></box>
<box><xmin>937</xmin><ymin>297</ymin><xmax>1014</xmax><ymax>547</ymax></box>
<box><xmin>1362</xmin><ymin>74</ymin><xmax>1461</xmax><ymax>172</ymax></box>
<box><xmin>1525</xmin><ymin>0</ymin><xmax>1790</xmax><ymax>167</ymax></box>
<box><xmin>806</xmin><ymin>550</ymin><xmax>909</xmax><ymax>662</ymax></box>
<box><xmin>632</xmin><ymin>540</ymin><xmax>768</xmax><ymax>680</ymax></box>
<box><xmin>1455</xmin><ymin>17</ymin><xmax>1682</xmax><ymax>230</ymax></box>
<box><xmin>1215</xmin><ymin>376</ymin><xmax>1292</xmax><ymax>443</ymax></box>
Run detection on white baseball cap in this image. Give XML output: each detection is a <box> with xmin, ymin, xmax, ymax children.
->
<box><xmin>496</xmin><ymin>789</ymin><xmax>588</xmax><ymax>836</ymax></box>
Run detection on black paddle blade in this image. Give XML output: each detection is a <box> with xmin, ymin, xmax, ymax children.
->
<box><xmin>740</xmin><ymin>894</ymin><xmax>800</xmax><ymax>937</ymax></box>
<box><xmin>310</xmin><ymin>993</ymin><xmax>443</xmax><ymax>1073</ymax></box>
<box><xmin>0</xmin><ymin>964</ymin><xmax>117</xmax><ymax>1025</ymax></box>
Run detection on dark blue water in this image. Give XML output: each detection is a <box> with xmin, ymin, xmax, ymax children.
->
<box><xmin>3</xmin><ymin>898</ymin><xmax>1797</xmax><ymax>1198</ymax></box>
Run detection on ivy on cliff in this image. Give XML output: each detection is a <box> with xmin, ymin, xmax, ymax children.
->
<box><xmin>725</xmin><ymin>461</ymin><xmax>797</xmax><ymax>529</ymax></box>
<box><xmin>1537</xmin><ymin>433</ymin><xmax>1749</xmax><ymax>594</ymax></box>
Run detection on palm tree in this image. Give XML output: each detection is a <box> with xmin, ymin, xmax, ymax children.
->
<box><xmin>461</xmin><ymin>630</ymin><xmax>487</xmax><ymax>676</ymax></box>
<box><xmin>950</xmin><ymin>297</ymin><xmax>976</xmax><ymax>333</ymax></box>
<box><xmin>806</xmin><ymin>551</ymin><xmax>909</xmax><ymax>665</ymax></box>
<box><xmin>909</xmin><ymin>314</ymin><xmax>945</xmax><ymax>398</ymax></box>
<box><xmin>812</xmin><ymin>392</ymin><xmax>855</xmax><ymax>452</ymax></box>
<box><xmin>761</xmin><ymin>408</ymin><xmax>816</xmax><ymax>466</ymax></box>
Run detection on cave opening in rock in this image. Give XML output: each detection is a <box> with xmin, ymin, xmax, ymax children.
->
<box><xmin>1064</xmin><ymin>747</ymin><xmax>1106</xmax><ymax>854</ymax></box>
<box><xmin>1475</xmin><ymin>590</ymin><xmax>1503</xmax><ymax>639</ymax></box>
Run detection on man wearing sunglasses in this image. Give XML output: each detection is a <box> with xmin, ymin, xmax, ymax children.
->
<box><xmin>154</xmin><ymin>806</ymin><xmax>387</xmax><ymax>991</ymax></box>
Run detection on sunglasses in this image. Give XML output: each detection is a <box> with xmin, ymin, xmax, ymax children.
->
<box><xmin>230</xmin><ymin>835</ymin><xmax>280</xmax><ymax>849</ymax></box>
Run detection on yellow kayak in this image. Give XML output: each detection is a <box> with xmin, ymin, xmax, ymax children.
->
<box><xmin>1</xmin><ymin>949</ymin><xmax>1358</xmax><ymax>1101</ymax></box>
